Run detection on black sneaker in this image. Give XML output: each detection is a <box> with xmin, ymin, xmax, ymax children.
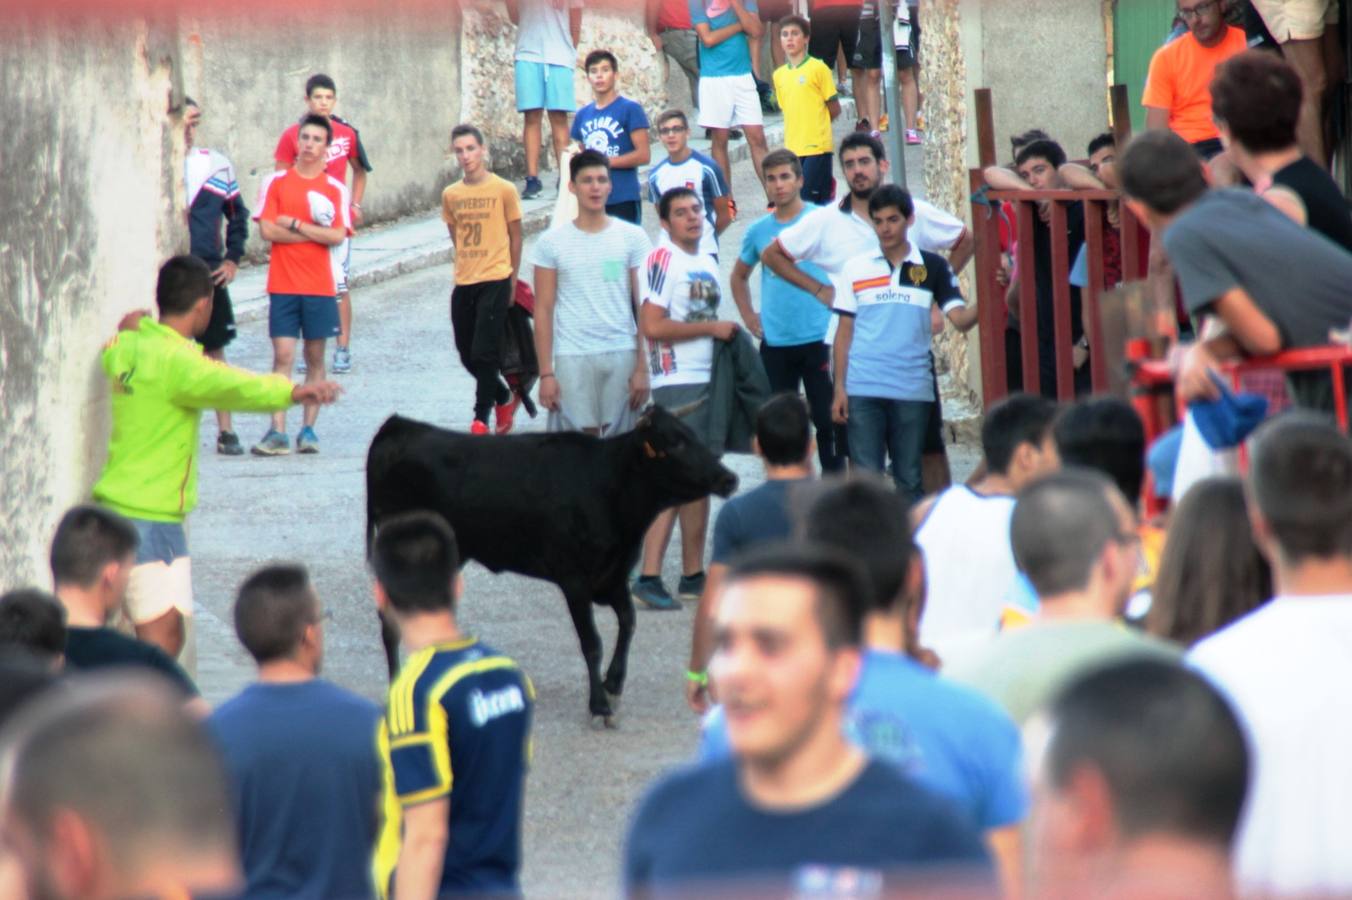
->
<box><xmin>522</xmin><ymin>176</ymin><xmax>543</xmax><ymax>200</ymax></box>
<box><xmin>677</xmin><ymin>571</ymin><xmax>707</xmax><ymax>602</ymax></box>
<box><xmin>855</xmin><ymin>118</ymin><xmax>871</xmax><ymax>133</ymax></box>
<box><xmin>217</xmin><ymin>431</ymin><xmax>244</xmax><ymax>456</ymax></box>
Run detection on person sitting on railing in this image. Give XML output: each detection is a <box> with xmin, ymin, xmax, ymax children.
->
<box><xmin>983</xmin><ymin>137</ymin><xmax>1090</xmax><ymax>399</ymax></box>
<box><xmin>1211</xmin><ymin>50</ymin><xmax>1352</xmax><ymax>253</ymax></box>
<box><xmin>1120</xmin><ymin>129</ymin><xmax>1352</xmax><ymax>413</ymax></box>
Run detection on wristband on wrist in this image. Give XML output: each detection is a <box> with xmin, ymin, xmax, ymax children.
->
<box><xmin>685</xmin><ymin>669</ymin><xmax>708</xmax><ymax>686</ymax></box>
<box><xmin>540</xmin><ymin>372</ymin><xmax>556</xmax><ymax>380</ymax></box>
<box><xmin>289</xmin><ymin>218</ymin><xmax>300</xmax><ymax>233</ymax></box>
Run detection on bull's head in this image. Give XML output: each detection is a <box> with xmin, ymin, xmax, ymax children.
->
<box><xmin>633</xmin><ymin>406</ymin><xmax>738</xmax><ymax>501</ymax></box>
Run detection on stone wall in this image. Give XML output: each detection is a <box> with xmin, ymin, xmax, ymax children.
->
<box><xmin>1</xmin><ymin>16</ymin><xmax>182</xmax><ymax>587</ymax></box>
<box><xmin>460</xmin><ymin>5</ymin><xmax>667</xmax><ymax>179</ymax></box>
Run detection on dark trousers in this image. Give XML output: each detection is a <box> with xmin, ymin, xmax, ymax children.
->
<box><xmin>846</xmin><ymin>396</ymin><xmax>930</xmax><ymax>501</ymax></box>
<box><xmin>451</xmin><ymin>278</ymin><xmax>512</xmax><ymax>421</ymax></box>
<box><xmin>760</xmin><ymin>341</ymin><xmax>845</xmax><ymax>472</ymax></box>
<box><xmin>799</xmin><ymin>153</ymin><xmax>835</xmax><ymax>206</ymax></box>
<box><xmin>606</xmin><ymin>200</ymin><xmax>642</xmax><ymax>225</ymax></box>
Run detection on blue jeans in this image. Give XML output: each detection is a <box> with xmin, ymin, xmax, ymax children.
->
<box><xmin>846</xmin><ymin>396</ymin><xmax>930</xmax><ymax>501</ymax></box>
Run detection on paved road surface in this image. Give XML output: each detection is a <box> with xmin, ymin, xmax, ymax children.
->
<box><xmin>192</xmin><ymin>129</ymin><xmax>968</xmax><ymax>896</ymax></box>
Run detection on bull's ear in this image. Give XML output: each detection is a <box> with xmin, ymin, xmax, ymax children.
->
<box><xmin>636</xmin><ymin>403</ymin><xmax>656</xmax><ymax>430</ymax></box>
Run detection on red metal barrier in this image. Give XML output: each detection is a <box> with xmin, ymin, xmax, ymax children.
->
<box><xmin>969</xmin><ymin>183</ymin><xmax>1146</xmax><ymax>406</ymax></box>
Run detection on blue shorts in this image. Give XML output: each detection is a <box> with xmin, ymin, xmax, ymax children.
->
<box><xmin>515</xmin><ymin>60</ymin><xmax>576</xmax><ymax>112</ymax></box>
<box><xmin>130</xmin><ymin>519</ymin><xmax>189</xmax><ymax>566</ymax></box>
<box><xmin>269</xmin><ymin>293</ymin><xmax>341</xmax><ymax>340</ymax></box>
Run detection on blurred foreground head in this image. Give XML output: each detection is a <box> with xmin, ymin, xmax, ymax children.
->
<box><xmin>0</xmin><ymin>673</ymin><xmax>237</xmax><ymax>900</ymax></box>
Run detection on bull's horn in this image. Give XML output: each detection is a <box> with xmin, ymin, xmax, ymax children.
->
<box><xmin>666</xmin><ymin>397</ymin><xmax>708</xmax><ymax>419</ymax></box>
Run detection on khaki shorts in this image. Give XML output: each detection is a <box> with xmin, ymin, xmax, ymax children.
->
<box><xmin>556</xmin><ymin>350</ymin><xmax>637</xmax><ymax>430</ymax></box>
<box><xmin>1251</xmin><ymin>0</ymin><xmax>1338</xmax><ymax>41</ymax></box>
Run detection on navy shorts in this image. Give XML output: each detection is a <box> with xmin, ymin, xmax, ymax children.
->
<box><xmin>799</xmin><ymin>153</ymin><xmax>835</xmax><ymax>205</ymax></box>
<box><xmin>269</xmin><ymin>293</ymin><xmax>341</xmax><ymax>340</ymax></box>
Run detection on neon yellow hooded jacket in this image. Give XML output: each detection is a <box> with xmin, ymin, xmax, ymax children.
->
<box><xmin>93</xmin><ymin>317</ymin><xmax>294</xmax><ymax>522</ymax></box>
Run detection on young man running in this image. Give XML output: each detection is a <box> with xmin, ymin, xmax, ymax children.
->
<box><xmin>443</xmin><ymin>124</ymin><xmax>524</xmax><ymax>435</ymax></box>
<box><xmin>534</xmin><ymin>150</ymin><xmax>652</xmax><ymax>432</ymax></box>
<box><xmin>274</xmin><ymin>74</ymin><xmax>372</xmax><ymax>374</ymax></box>
<box><xmin>646</xmin><ymin>109</ymin><xmax>731</xmax><ymax>259</ymax></box>
<box><xmin>571</xmin><ymin>50</ymin><xmax>651</xmax><ymax>225</ymax></box>
<box><xmin>730</xmin><ymin>149</ymin><xmax>840</xmax><ymax>472</ymax></box>
<box><xmin>253</xmin><ymin>114</ymin><xmax>352</xmax><ymax>456</ymax></box>
<box><xmin>95</xmin><ymin>256</ymin><xmax>339</xmax><ymax>662</ymax></box>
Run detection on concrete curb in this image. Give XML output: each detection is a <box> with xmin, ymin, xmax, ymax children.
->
<box><xmin>231</xmin><ymin>115</ymin><xmax>792</xmax><ymax>324</ymax></box>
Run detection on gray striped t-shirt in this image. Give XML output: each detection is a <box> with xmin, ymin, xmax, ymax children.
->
<box><xmin>533</xmin><ymin>218</ymin><xmax>652</xmax><ymax>357</ymax></box>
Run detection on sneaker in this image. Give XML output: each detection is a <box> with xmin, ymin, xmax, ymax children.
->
<box><xmin>870</xmin><ymin>130</ymin><xmax>883</xmax><ymax>142</ymax></box>
<box><xmin>494</xmin><ymin>395</ymin><xmax>520</xmax><ymax>435</ymax></box>
<box><xmin>251</xmin><ymin>429</ymin><xmax>290</xmax><ymax>456</ymax></box>
<box><xmin>677</xmin><ymin>571</ymin><xmax>706</xmax><ymax>602</ymax></box>
<box><xmin>905</xmin><ymin>128</ymin><xmax>922</xmax><ymax>146</ymax></box>
<box><xmin>332</xmin><ymin>345</ymin><xmax>351</xmax><ymax>374</ymax></box>
<box><xmin>522</xmin><ymin>176</ymin><xmax>543</xmax><ymax>200</ymax></box>
<box><xmin>855</xmin><ymin>118</ymin><xmax>871</xmax><ymax>133</ymax></box>
<box><xmin>296</xmin><ymin>426</ymin><xmax>319</xmax><ymax>454</ymax></box>
<box><xmin>295</xmin><ymin>357</ymin><xmax>307</xmax><ymax>375</ymax></box>
<box><xmin>632</xmin><ymin>576</ymin><xmax>680</xmax><ymax>611</ymax></box>
<box><xmin>216</xmin><ymin>431</ymin><xmax>244</xmax><ymax>456</ymax></box>
<box><xmin>470</xmin><ymin>419</ymin><xmax>491</xmax><ymax>436</ymax></box>
<box><xmin>878</xmin><ymin>113</ymin><xmax>890</xmax><ymax>132</ymax></box>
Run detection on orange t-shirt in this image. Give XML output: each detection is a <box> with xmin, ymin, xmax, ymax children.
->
<box><xmin>256</xmin><ymin>168</ymin><xmax>353</xmax><ymax>296</ymax></box>
<box><xmin>1141</xmin><ymin>25</ymin><xmax>1247</xmax><ymax>144</ymax></box>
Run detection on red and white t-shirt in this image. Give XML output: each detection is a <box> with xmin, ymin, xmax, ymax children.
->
<box><xmin>643</xmin><ymin>244</ymin><xmax>722</xmax><ymax>388</ymax></box>
<box><xmin>274</xmin><ymin>118</ymin><xmax>359</xmax><ymax>184</ymax></box>
<box><xmin>254</xmin><ymin>168</ymin><xmax>353</xmax><ymax>297</ymax></box>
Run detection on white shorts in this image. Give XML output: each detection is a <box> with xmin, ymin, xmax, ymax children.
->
<box><xmin>332</xmin><ymin>237</ymin><xmax>352</xmax><ymax>295</ymax></box>
<box><xmin>1251</xmin><ymin>0</ymin><xmax>1338</xmax><ymax>41</ymax></box>
<box><xmin>556</xmin><ymin>350</ymin><xmax>637</xmax><ymax>430</ymax></box>
<box><xmin>124</xmin><ymin>519</ymin><xmax>193</xmax><ymax>624</ymax></box>
<box><xmin>698</xmin><ymin>74</ymin><xmax>764</xmax><ymax>130</ymax></box>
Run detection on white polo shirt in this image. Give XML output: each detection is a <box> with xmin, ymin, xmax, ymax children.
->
<box><xmin>1189</xmin><ymin>595</ymin><xmax>1352</xmax><ymax>896</ymax></box>
<box><xmin>775</xmin><ymin>195</ymin><xmax>967</xmax><ymax>277</ymax></box>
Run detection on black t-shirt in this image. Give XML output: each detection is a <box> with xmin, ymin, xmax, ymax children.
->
<box><xmin>63</xmin><ymin>627</ymin><xmax>198</xmax><ymax>696</ymax></box>
<box><xmin>1271</xmin><ymin>157</ymin><xmax>1352</xmax><ymax>253</ymax></box>
<box><xmin>624</xmin><ymin>758</ymin><xmax>992</xmax><ymax>897</ymax></box>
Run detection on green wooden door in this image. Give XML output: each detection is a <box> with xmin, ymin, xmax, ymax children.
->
<box><xmin>1114</xmin><ymin>0</ymin><xmax>1180</xmax><ymax>133</ymax></box>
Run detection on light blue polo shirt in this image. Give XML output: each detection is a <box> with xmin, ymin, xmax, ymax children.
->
<box><xmin>834</xmin><ymin>244</ymin><xmax>963</xmax><ymax>402</ymax></box>
<box><xmin>739</xmin><ymin>206</ymin><xmax>833</xmax><ymax>346</ymax></box>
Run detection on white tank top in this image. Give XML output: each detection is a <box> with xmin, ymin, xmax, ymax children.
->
<box><xmin>916</xmin><ymin>486</ymin><xmax>1018</xmax><ymax>658</ymax></box>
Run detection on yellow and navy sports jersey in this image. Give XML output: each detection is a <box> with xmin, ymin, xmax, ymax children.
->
<box><xmin>373</xmin><ymin>638</ymin><xmax>533</xmax><ymax>899</ymax></box>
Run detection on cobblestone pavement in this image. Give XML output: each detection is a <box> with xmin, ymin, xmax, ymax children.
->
<box><xmin>192</xmin><ymin>125</ymin><xmax>971</xmax><ymax>897</ymax></box>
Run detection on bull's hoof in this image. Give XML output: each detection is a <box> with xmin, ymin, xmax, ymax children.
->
<box><xmin>605</xmin><ymin>691</ymin><xmax>622</xmax><ymax>712</ymax></box>
<box><xmin>589</xmin><ymin>713</ymin><xmax>620</xmax><ymax>731</ymax></box>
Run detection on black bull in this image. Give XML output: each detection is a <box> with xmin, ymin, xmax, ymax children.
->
<box><xmin>366</xmin><ymin>408</ymin><xmax>738</xmax><ymax>723</ymax></box>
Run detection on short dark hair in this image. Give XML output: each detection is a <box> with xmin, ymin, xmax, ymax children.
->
<box><xmin>584</xmin><ymin>49</ymin><xmax>618</xmax><ymax>72</ymax></box>
<box><xmin>49</xmin><ymin>505</ymin><xmax>139</xmax><ymax>588</ymax></box>
<box><xmin>1211</xmin><ymin>50</ymin><xmax>1301</xmax><ymax>154</ymax></box>
<box><xmin>1054</xmin><ymin>397</ymin><xmax>1146</xmax><ymax>503</ymax></box>
<box><xmin>1047</xmin><ymin>659</ymin><xmax>1249</xmax><ymax>847</ymax></box>
<box><xmin>983</xmin><ymin>393</ymin><xmax>1058</xmax><ymax>475</ymax></box>
<box><xmin>1120</xmin><ymin>130</ymin><xmax>1208</xmax><ymax>215</ymax></box>
<box><xmin>451</xmin><ymin>123</ymin><xmax>485</xmax><ymax>147</ymax></box>
<box><xmin>0</xmin><ymin>655</ymin><xmax>59</xmax><ymax>732</ymax></box>
<box><xmin>1010</xmin><ymin>128</ymin><xmax>1052</xmax><ymax>159</ymax></box>
<box><xmin>798</xmin><ymin>478</ymin><xmax>915</xmax><ymax>615</ymax></box>
<box><xmin>761</xmin><ymin>147</ymin><xmax>803</xmax><ymax>178</ymax></box>
<box><xmin>154</xmin><ymin>255</ymin><xmax>215</xmax><ymax>317</ymax></box>
<box><xmin>305</xmin><ymin>73</ymin><xmax>337</xmax><ymax>97</ymax></box>
<box><xmin>299</xmin><ymin>113</ymin><xmax>332</xmax><ymax>144</ymax></box>
<box><xmin>754</xmin><ymin>393</ymin><xmax>812</xmax><ymax>466</ymax></box>
<box><xmin>0</xmin><ymin>675</ymin><xmax>234</xmax><ymax>870</ymax></box>
<box><xmin>656</xmin><ymin>109</ymin><xmax>688</xmax><ymax>130</ymax></box>
<box><xmin>371</xmin><ymin>511</ymin><xmax>461</xmax><ymax>613</ymax></box>
<box><xmin>777</xmin><ymin>14</ymin><xmax>811</xmax><ymax>37</ymax></box>
<box><xmin>1249</xmin><ymin>413</ymin><xmax>1352</xmax><ymax>562</ymax></box>
<box><xmin>867</xmin><ymin>183</ymin><xmax>915</xmax><ymax>219</ymax></box>
<box><xmin>1087</xmin><ymin>132</ymin><xmax>1116</xmax><ymax>157</ymax></box>
<box><xmin>570</xmin><ymin>148</ymin><xmax>611</xmax><ymax>181</ymax></box>
<box><xmin>839</xmin><ymin>131</ymin><xmax>886</xmax><ymax>163</ymax></box>
<box><xmin>233</xmin><ymin>565</ymin><xmax>319</xmax><ymax>665</ymax></box>
<box><xmin>1011</xmin><ymin>468</ymin><xmax>1121</xmax><ymax>596</ymax></box>
<box><xmin>184</xmin><ymin>96</ymin><xmax>198</xmax><ymax>109</ymax></box>
<box><xmin>1015</xmin><ymin>138</ymin><xmax>1067</xmax><ymax>170</ymax></box>
<box><xmin>725</xmin><ymin>541</ymin><xmax>871</xmax><ymax>648</ymax></box>
<box><xmin>659</xmin><ymin>186</ymin><xmax>700</xmax><ymax>222</ymax></box>
<box><xmin>0</xmin><ymin>590</ymin><xmax>66</xmax><ymax>663</ymax></box>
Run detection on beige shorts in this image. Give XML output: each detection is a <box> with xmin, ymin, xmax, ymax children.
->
<box><xmin>123</xmin><ymin>518</ymin><xmax>194</xmax><ymax>624</ymax></box>
<box><xmin>556</xmin><ymin>350</ymin><xmax>638</xmax><ymax>430</ymax></box>
<box><xmin>1251</xmin><ymin>0</ymin><xmax>1338</xmax><ymax>41</ymax></box>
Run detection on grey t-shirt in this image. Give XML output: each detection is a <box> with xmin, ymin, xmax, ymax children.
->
<box><xmin>1164</xmin><ymin>189</ymin><xmax>1352</xmax><ymax>348</ymax></box>
<box><xmin>514</xmin><ymin>0</ymin><xmax>580</xmax><ymax>67</ymax></box>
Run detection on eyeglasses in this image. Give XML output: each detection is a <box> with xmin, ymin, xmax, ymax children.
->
<box><xmin>1178</xmin><ymin>0</ymin><xmax>1217</xmax><ymax>21</ymax></box>
<box><xmin>658</xmin><ymin>126</ymin><xmax>688</xmax><ymax>136</ymax></box>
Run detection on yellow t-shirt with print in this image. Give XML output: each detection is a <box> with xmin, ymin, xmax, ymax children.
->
<box><xmin>441</xmin><ymin>174</ymin><xmax>523</xmax><ymax>286</ymax></box>
<box><xmin>773</xmin><ymin>56</ymin><xmax>838</xmax><ymax>157</ymax></box>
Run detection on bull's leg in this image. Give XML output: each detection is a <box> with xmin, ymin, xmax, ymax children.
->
<box><xmin>379</xmin><ymin>609</ymin><xmax>401</xmax><ymax>680</ymax></box>
<box><xmin>603</xmin><ymin>584</ymin><xmax>636</xmax><ymax>702</ymax></box>
<box><xmin>562</xmin><ymin>585</ymin><xmax>613</xmax><ymax>724</ymax></box>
